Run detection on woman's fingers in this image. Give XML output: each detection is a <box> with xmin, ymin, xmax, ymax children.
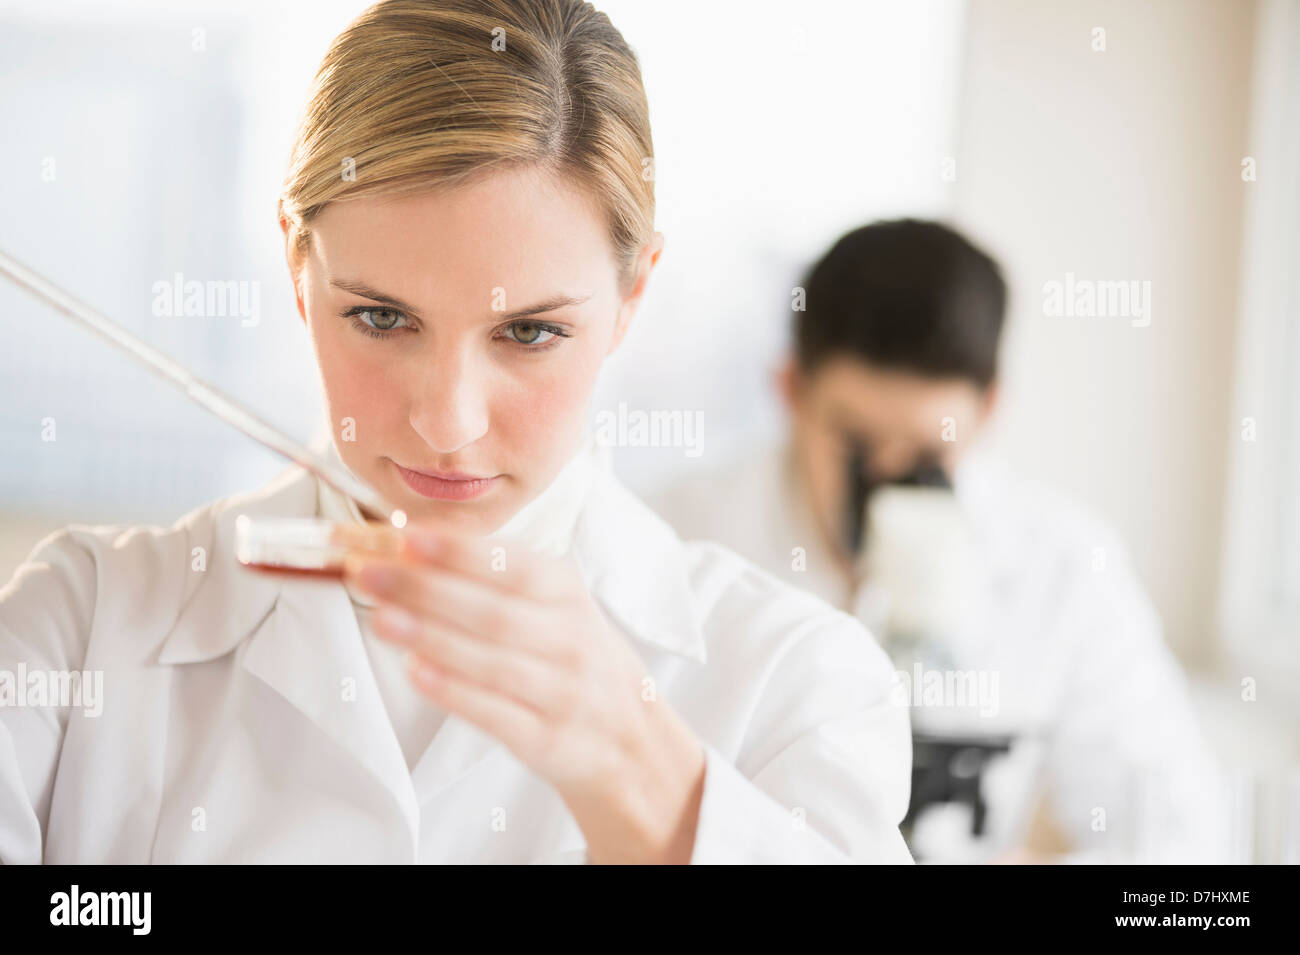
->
<box><xmin>405</xmin><ymin>651</ymin><xmax>545</xmax><ymax>755</ymax></box>
<box><xmin>371</xmin><ymin>602</ymin><xmax>564</xmax><ymax>712</ymax></box>
<box><xmin>345</xmin><ymin>553</ymin><xmax>561</xmax><ymax>658</ymax></box>
<box><xmin>398</xmin><ymin>525</ymin><xmax>573</xmax><ymax>601</ymax></box>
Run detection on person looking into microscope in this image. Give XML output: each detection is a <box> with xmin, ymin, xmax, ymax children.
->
<box><xmin>651</xmin><ymin>219</ymin><xmax>1229</xmax><ymax>863</ymax></box>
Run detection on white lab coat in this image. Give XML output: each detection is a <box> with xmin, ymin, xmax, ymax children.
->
<box><xmin>0</xmin><ymin>449</ymin><xmax>914</xmax><ymax>864</ymax></box>
<box><xmin>649</xmin><ymin>440</ymin><xmax>1232</xmax><ymax>863</ymax></box>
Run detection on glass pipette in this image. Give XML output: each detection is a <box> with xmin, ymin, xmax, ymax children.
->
<box><xmin>0</xmin><ymin>248</ymin><xmax>407</xmax><ymax>529</ymax></box>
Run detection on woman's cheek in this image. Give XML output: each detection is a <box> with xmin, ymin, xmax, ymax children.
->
<box><xmin>506</xmin><ymin>363</ymin><xmax>580</xmax><ymax>447</ymax></box>
<box><xmin>504</xmin><ymin>349</ymin><xmax>598</xmax><ymax>468</ymax></box>
<box><xmin>315</xmin><ymin>326</ymin><xmax>398</xmax><ymax>451</ymax></box>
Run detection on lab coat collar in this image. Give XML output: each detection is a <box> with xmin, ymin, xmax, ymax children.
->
<box><xmin>155</xmin><ymin>465</ymin><xmax>432</xmax><ymax>819</ymax></box>
<box><xmin>157</xmin><ymin>463</ymin><xmax>310</xmax><ymax>668</ymax></box>
<box><xmin>157</xmin><ymin>464</ymin><xmax>441</xmax><ymax>839</ymax></box>
<box><xmin>570</xmin><ymin>443</ymin><xmax>709</xmax><ymax>666</ymax></box>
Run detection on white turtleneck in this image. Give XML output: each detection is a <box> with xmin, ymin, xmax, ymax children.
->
<box><xmin>314</xmin><ymin>433</ymin><xmax>598</xmax><ymax>771</ymax></box>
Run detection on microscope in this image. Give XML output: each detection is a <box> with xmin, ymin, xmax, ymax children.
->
<box><xmin>842</xmin><ymin>437</ymin><xmax>1020</xmax><ymax>861</ymax></box>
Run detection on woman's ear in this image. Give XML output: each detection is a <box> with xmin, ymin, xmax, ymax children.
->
<box><xmin>774</xmin><ymin>354</ymin><xmax>802</xmax><ymax>413</ymax></box>
<box><xmin>609</xmin><ymin>231</ymin><xmax>665</xmax><ymax>355</ymax></box>
<box><xmin>978</xmin><ymin>379</ymin><xmax>1000</xmax><ymax>427</ymax></box>
<box><xmin>279</xmin><ymin>213</ymin><xmax>308</xmax><ymax>325</ymax></box>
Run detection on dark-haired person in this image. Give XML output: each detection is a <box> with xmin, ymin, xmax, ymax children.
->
<box><xmin>651</xmin><ymin>219</ymin><xmax>1229</xmax><ymax>863</ymax></box>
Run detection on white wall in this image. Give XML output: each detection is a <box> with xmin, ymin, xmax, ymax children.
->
<box><xmin>951</xmin><ymin>0</ymin><xmax>1258</xmax><ymax>665</ymax></box>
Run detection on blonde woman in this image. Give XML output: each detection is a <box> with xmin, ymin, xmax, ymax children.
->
<box><xmin>0</xmin><ymin>0</ymin><xmax>912</xmax><ymax>864</ymax></box>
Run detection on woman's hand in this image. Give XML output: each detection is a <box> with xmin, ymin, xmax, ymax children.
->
<box><xmin>343</xmin><ymin>524</ymin><xmax>706</xmax><ymax>864</ymax></box>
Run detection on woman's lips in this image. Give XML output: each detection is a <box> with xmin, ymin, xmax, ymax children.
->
<box><xmin>392</xmin><ymin>461</ymin><xmax>500</xmax><ymax>501</ymax></box>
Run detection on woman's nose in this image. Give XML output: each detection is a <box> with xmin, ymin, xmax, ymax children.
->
<box><xmin>408</xmin><ymin>348</ymin><xmax>490</xmax><ymax>455</ymax></box>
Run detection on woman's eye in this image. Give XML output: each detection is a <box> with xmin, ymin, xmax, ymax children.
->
<box><xmin>504</xmin><ymin>321</ymin><xmax>558</xmax><ymax>346</ymax></box>
<box><xmin>357</xmin><ymin>308</ymin><xmax>407</xmax><ymax>331</ymax></box>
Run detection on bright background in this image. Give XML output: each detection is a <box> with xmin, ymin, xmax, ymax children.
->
<box><xmin>1</xmin><ymin>0</ymin><xmax>1296</xmax><ymax>858</ymax></box>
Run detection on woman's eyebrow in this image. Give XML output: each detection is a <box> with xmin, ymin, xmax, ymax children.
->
<box><xmin>330</xmin><ymin>279</ymin><xmax>420</xmax><ymax>315</ymax></box>
<box><xmin>499</xmin><ymin>293</ymin><xmax>592</xmax><ymax>321</ymax></box>
<box><xmin>329</xmin><ymin>281</ymin><xmax>590</xmax><ymax>321</ymax></box>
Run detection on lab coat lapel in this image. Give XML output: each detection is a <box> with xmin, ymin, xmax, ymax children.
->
<box><xmin>163</xmin><ymin>463</ymin><xmax>498</xmax><ymax>812</ymax></box>
<box><xmin>569</xmin><ymin>453</ymin><xmax>709</xmax><ymax>665</ymax></box>
<box><xmin>156</xmin><ymin>465</ymin><xmax>420</xmax><ymax>843</ymax></box>
<box><xmin>409</xmin><ymin>712</ymin><xmax>500</xmax><ymax>803</ymax></box>
<box><xmin>240</xmin><ymin>576</ymin><xmax>420</xmax><ymax>841</ymax></box>
<box><xmin>156</xmin><ymin>465</ymin><xmax>307</xmax><ymax>668</ymax></box>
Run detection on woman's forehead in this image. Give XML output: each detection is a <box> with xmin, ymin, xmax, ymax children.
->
<box><xmin>308</xmin><ymin>168</ymin><xmax>618</xmax><ymax>305</ymax></box>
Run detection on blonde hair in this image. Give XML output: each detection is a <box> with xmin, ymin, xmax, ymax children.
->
<box><xmin>279</xmin><ymin>0</ymin><xmax>655</xmax><ymax>290</ymax></box>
